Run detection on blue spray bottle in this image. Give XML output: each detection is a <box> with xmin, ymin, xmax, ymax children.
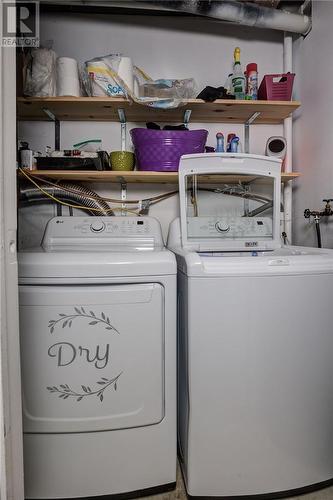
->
<box><xmin>230</xmin><ymin>136</ymin><xmax>240</xmax><ymax>153</ymax></box>
<box><xmin>216</xmin><ymin>132</ymin><xmax>224</xmax><ymax>153</ymax></box>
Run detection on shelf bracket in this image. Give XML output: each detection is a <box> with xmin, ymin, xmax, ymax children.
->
<box><xmin>118</xmin><ymin>176</ymin><xmax>127</xmax><ymax>216</ymax></box>
<box><xmin>43</xmin><ymin>108</ymin><xmax>60</xmax><ymax>150</ymax></box>
<box><xmin>118</xmin><ymin>108</ymin><xmax>127</xmax><ymax>152</ymax></box>
<box><xmin>244</xmin><ymin>112</ymin><xmax>261</xmax><ymax>154</ymax></box>
<box><xmin>183</xmin><ymin>109</ymin><xmax>192</xmax><ymax>127</ymax></box>
<box><xmin>139</xmin><ymin>199</ymin><xmax>151</xmax><ymax>215</ymax></box>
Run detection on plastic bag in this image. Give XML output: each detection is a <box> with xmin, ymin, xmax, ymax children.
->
<box><xmin>24</xmin><ymin>47</ymin><xmax>57</xmax><ymax>97</ymax></box>
<box><xmin>72</xmin><ymin>139</ymin><xmax>102</xmax><ymax>152</ymax></box>
<box><xmin>83</xmin><ymin>54</ymin><xmax>197</xmax><ymax>109</ymax></box>
<box><xmin>85</xmin><ymin>54</ymin><xmax>128</xmax><ymax>97</ymax></box>
<box><xmin>139</xmin><ymin>78</ymin><xmax>197</xmax><ymax>100</ymax></box>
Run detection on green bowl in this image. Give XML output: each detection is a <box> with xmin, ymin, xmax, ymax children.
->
<box><xmin>110</xmin><ymin>151</ymin><xmax>136</xmax><ymax>171</ymax></box>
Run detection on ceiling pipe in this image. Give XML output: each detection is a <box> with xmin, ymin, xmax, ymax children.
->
<box><xmin>138</xmin><ymin>1</ymin><xmax>311</xmax><ymax>35</ymax></box>
<box><xmin>40</xmin><ymin>0</ymin><xmax>311</xmax><ymax>35</ymax></box>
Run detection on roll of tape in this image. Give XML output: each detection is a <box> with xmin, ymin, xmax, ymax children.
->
<box><xmin>265</xmin><ymin>136</ymin><xmax>287</xmax><ymax>159</ymax></box>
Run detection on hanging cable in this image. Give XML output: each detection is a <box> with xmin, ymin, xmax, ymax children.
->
<box><xmin>315</xmin><ymin>216</ymin><xmax>322</xmax><ymax>248</ymax></box>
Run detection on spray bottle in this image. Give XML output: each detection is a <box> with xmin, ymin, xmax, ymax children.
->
<box><xmin>246</xmin><ymin>63</ymin><xmax>258</xmax><ymax>100</ymax></box>
<box><xmin>216</xmin><ymin>133</ymin><xmax>224</xmax><ymax>153</ymax></box>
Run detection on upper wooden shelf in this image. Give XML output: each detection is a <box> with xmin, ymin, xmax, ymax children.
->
<box><xmin>17</xmin><ymin>97</ymin><xmax>300</xmax><ymax>124</ymax></box>
<box><xmin>21</xmin><ymin>170</ymin><xmax>300</xmax><ymax>184</ymax></box>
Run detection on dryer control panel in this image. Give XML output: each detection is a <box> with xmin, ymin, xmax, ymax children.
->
<box><xmin>42</xmin><ymin>216</ymin><xmax>164</xmax><ymax>251</ymax></box>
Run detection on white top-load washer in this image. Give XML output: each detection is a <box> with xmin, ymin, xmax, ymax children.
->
<box><xmin>168</xmin><ymin>154</ymin><xmax>333</xmax><ymax>498</ymax></box>
<box><xmin>18</xmin><ymin>216</ymin><xmax>176</xmax><ymax>499</ymax></box>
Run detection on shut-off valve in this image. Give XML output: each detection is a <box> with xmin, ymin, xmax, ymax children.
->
<box><xmin>304</xmin><ymin>199</ymin><xmax>333</xmax><ymax>248</ymax></box>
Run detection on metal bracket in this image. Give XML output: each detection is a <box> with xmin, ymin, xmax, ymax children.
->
<box><xmin>139</xmin><ymin>199</ymin><xmax>151</xmax><ymax>215</ymax></box>
<box><xmin>118</xmin><ymin>176</ymin><xmax>127</xmax><ymax>216</ymax></box>
<box><xmin>243</xmin><ymin>185</ymin><xmax>250</xmax><ymax>216</ymax></box>
<box><xmin>118</xmin><ymin>108</ymin><xmax>127</xmax><ymax>152</ymax></box>
<box><xmin>43</xmin><ymin>108</ymin><xmax>60</xmax><ymax>150</ymax></box>
<box><xmin>244</xmin><ymin>112</ymin><xmax>261</xmax><ymax>154</ymax></box>
<box><xmin>183</xmin><ymin>109</ymin><xmax>192</xmax><ymax>128</ymax></box>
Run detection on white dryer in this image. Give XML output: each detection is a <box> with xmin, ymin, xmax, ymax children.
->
<box><xmin>18</xmin><ymin>216</ymin><xmax>176</xmax><ymax>499</ymax></box>
<box><xmin>168</xmin><ymin>154</ymin><xmax>333</xmax><ymax>498</ymax></box>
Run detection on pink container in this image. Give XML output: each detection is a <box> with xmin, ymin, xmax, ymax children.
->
<box><xmin>130</xmin><ymin>128</ymin><xmax>208</xmax><ymax>172</ymax></box>
<box><xmin>258</xmin><ymin>73</ymin><xmax>295</xmax><ymax>101</ymax></box>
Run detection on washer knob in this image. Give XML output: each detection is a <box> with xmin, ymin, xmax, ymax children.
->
<box><xmin>215</xmin><ymin>221</ymin><xmax>230</xmax><ymax>233</ymax></box>
<box><xmin>90</xmin><ymin>221</ymin><xmax>105</xmax><ymax>233</ymax></box>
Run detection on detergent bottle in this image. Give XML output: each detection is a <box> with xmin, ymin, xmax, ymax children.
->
<box><xmin>216</xmin><ymin>133</ymin><xmax>224</xmax><ymax>153</ymax></box>
<box><xmin>231</xmin><ymin>47</ymin><xmax>246</xmax><ymax>100</ymax></box>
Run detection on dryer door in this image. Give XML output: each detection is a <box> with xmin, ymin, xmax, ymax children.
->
<box><xmin>19</xmin><ymin>283</ymin><xmax>164</xmax><ymax>433</ymax></box>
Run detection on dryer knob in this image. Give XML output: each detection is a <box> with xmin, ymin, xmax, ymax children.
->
<box><xmin>90</xmin><ymin>221</ymin><xmax>105</xmax><ymax>233</ymax></box>
<box><xmin>215</xmin><ymin>221</ymin><xmax>230</xmax><ymax>233</ymax></box>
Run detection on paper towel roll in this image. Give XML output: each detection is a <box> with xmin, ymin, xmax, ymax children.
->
<box><xmin>118</xmin><ymin>56</ymin><xmax>134</xmax><ymax>93</ymax></box>
<box><xmin>57</xmin><ymin>57</ymin><xmax>81</xmax><ymax>97</ymax></box>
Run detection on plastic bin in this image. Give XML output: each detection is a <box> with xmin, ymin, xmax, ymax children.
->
<box><xmin>258</xmin><ymin>73</ymin><xmax>295</xmax><ymax>101</ymax></box>
<box><xmin>130</xmin><ymin>128</ymin><xmax>208</xmax><ymax>172</ymax></box>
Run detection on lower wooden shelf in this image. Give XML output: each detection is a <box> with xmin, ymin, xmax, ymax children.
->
<box><xmin>20</xmin><ymin>170</ymin><xmax>300</xmax><ymax>184</ymax></box>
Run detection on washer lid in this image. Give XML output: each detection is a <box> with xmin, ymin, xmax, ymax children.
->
<box><xmin>173</xmin><ymin>245</ymin><xmax>333</xmax><ymax>277</ymax></box>
<box><xmin>178</xmin><ymin>154</ymin><xmax>282</xmax><ymax>252</ymax></box>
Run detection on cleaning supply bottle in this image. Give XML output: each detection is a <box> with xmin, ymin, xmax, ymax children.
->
<box><xmin>231</xmin><ymin>47</ymin><xmax>246</xmax><ymax>100</ymax></box>
<box><xmin>246</xmin><ymin>63</ymin><xmax>258</xmax><ymax>100</ymax></box>
<box><xmin>19</xmin><ymin>141</ymin><xmax>33</xmax><ymax>169</ymax></box>
<box><xmin>216</xmin><ymin>132</ymin><xmax>224</xmax><ymax>153</ymax></box>
<box><xmin>226</xmin><ymin>133</ymin><xmax>236</xmax><ymax>152</ymax></box>
<box><xmin>230</xmin><ymin>136</ymin><xmax>240</xmax><ymax>153</ymax></box>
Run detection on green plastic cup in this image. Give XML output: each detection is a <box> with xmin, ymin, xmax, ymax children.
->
<box><xmin>110</xmin><ymin>151</ymin><xmax>136</xmax><ymax>171</ymax></box>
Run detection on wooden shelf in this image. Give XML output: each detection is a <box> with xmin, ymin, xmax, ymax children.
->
<box><xmin>17</xmin><ymin>97</ymin><xmax>300</xmax><ymax>124</ymax></box>
<box><xmin>20</xmin><ymin>170</ymin><xmax>300</xmax><ymax>184</ymax></box>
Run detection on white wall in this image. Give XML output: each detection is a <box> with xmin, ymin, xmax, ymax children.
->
<box><xmin>19</xmin><ymin>11</ymin><xmax>284</xmax><ymax>246</ymax></box>
<box><xmin>293</xmin><ymin>1</ymin><xmax>333</xmax><ymax>248</ymax></box>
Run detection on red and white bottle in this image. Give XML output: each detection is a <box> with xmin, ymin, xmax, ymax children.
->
<box><xmin>246</xmin><ymin>63</ymin><xmax>258</xmax><ymax>100</ymax></box>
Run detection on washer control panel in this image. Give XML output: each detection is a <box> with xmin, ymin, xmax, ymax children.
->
<box><xmin>42</xmin><ymin>216</ymin><xmax>164</xmax><ymax>251</ymax></box>
<box><xmin>90</xmin><ymin>220</ymin><xmax>106</xmax><ymax>233</ymax></box>
<box><xmin>187</xmin><ymin>216</ymin><xmax>272</xmax><ymax>239</ymax></box>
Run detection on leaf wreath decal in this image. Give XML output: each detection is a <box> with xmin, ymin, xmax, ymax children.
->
<box><xmin>48</xmin><ymin>307</ymin><xmax>120</xmax><ymax>334</ymax></box>
<box><xmin>47</xmin><ymin>372</ymin><xmax>122</xmax><ymax>402</ymax></box>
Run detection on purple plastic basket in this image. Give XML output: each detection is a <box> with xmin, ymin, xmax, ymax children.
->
<box><xmin>130</xmin><ymin>128</ymin><xmax>208</xmax><ymax>172</ymax></box>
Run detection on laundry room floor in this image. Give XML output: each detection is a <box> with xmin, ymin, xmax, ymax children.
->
<box><xmin>139</xmin><ymin>464</ymin><xmax>333</xmax><ymax>500</ymax></box>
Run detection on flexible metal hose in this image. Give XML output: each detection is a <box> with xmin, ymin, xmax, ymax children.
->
<box><xmin>19</xmin><ymin>181</ymin><xmax>113</xmax><ymax>216</ymax></box>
